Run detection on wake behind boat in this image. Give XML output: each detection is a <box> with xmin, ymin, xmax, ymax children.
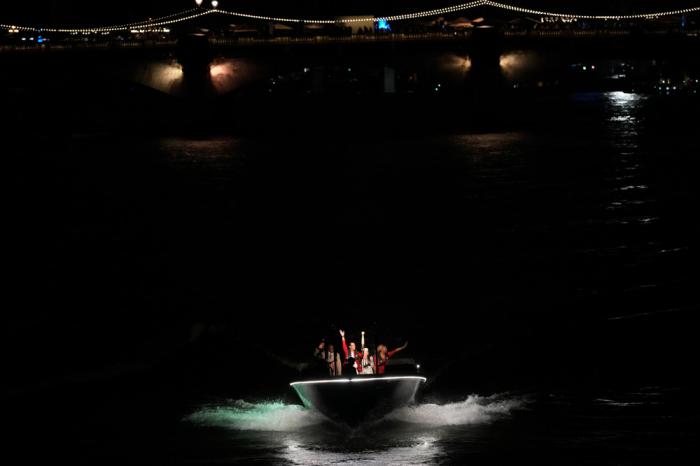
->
<box><xmin>290</xmin><ymin>375</ymin><xmax>427</xmax><ymax>425</ymax></box>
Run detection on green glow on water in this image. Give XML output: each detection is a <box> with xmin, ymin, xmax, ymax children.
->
<box><xmin>185</xmin><ymin>400</ymin><xmax>325</xmax><ymax>431</ymax></box>
<box><xmin>184</xmin><ymin>395</ymin><xmax>526</xmax><ymax>431</ymax></box>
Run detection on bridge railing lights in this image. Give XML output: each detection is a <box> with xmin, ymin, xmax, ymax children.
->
<box><xmin>3</xmin><ymin>2</ymin><xmax>700</xmax><ymax>34</ymax></box>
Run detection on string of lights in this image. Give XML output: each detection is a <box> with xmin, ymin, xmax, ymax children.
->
<box><xmin>0</xmin><ymin>8</ymin><xmax>210</xmax><ymax>33</ymax></box>
<box><xmin>216</xmin><ymin>0</ymin><xmax>488</xmax><ymax>23</ymax></box>
<box><xmin>482</xmin><ymin>1</ymin><xmax>700</xmax><ymax>20</ymax></box>
<box><xmin>2</xmin><ymin>1</ymin><xmax>700</xmax><ymax>34</ymax></box>
<box><xmin>383</xmin><ymin>1</ymin><xmax>487</xmax><ymax>22</ymax></box>
<box><xmin>102</xmin><ymin>8</ymin><xmax>200</xmax><ymax>29</ymax></box>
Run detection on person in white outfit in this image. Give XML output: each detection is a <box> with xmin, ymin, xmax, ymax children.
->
<box><xmin>314</xmin><ymin>341</ymin><xmax>342</xmax><ymax>376</ymax></box>
<box><xmin>358</xmin><ymin>347</ymin><xmax>375</xmax><ymax>374</ymax></box>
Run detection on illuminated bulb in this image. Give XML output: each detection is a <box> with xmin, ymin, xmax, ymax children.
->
<box><xmin>195</xmin><ymin>0</ymin><xmax>204</xmax><ymax>6</ymax></box>
<box><xmin>211</xmin><ymin>0</ymin><xmax>219</xmax><ymax>8</ymax></box>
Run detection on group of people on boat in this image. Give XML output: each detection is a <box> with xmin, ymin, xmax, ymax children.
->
<box><xmin>313</xmin><ymin>329</ymin><xmax>408</xmax><ymax>376</ymax></box>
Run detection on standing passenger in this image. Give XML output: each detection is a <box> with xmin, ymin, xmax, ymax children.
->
<box><xmin>358</xmin><ymin>347</ymin><xmax>375</xmax><ymax>374</ymax></box>
<box><xmin>325</xmin><ymin>343</ymin><xmax>342</xmax><ymax>376</ymax></box>
<box><xmin>376</xmin><ymin>341</ymin><xmax>408</xmax><ymax>375</ymax></box>
<box><xmin>339</xmin><ymin>329</ymin><xmax>359</xmax><ymax>374</ymax></box>
<box><xmin>313</xmin><ymin>341</ymin><xmax>326</xmax><ymax>361</ymax></box>
<box><xmin>313</xmin><ymin>341</ymin><xmax>342</xmax><ymax>376</ymax></box>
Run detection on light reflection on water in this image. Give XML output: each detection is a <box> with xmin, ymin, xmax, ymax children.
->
<box><xmin>157</xmin><ymin>137</ymin><xmax>244</xmax><ymax>162</ymax></box>
<box><xmin>451</xmin><ymin>132</ymin><xmax>527</xmax><ymax>152</ymax></box>
<box><xmin>607</xmin><ymin>90</ymin><xmax>643</xmax><ymax>108</ymax></box>
<box><xmin>281</xmin><ymin>435</ymin><xmax>442</xmax><ymax>465</ymax></box>
<box><xmin>603</xmin><ymin>91</ymin><xmax>650</xmax><ymax>219</ymax></box>
<box><xmin>184</xmin><ymin>394</ymin><xmax>525</xmax><ymax>464</ymax></box>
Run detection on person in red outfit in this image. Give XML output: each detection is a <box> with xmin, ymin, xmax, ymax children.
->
<box><xmin>339</xmin><ymin>329</ymin><xmax>360</xmax><ymax>374</ymax></box>
<box><xmin>375</xmin><ymin>341</ymin><xmax>408</xmax><ymax>375</ymax></box>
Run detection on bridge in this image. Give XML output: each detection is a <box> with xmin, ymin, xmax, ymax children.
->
<box><xmin>1</xmin><ymin>1</ymin><xmax>698</xmax><ymax>114</ymax></box>
<box><xmin>2</xmin><ymin>2</ymin><xmax>698</xmax><ymax>59</ymax></box>
<box><xmin>2</xmin><ymin>1</ymin><xmax>699</xmax><ymax>35</ymax></box>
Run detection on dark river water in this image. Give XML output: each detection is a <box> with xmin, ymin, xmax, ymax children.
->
<box><xmin>4</xmin><ymin>90</ymin><xmax>699</xmax><ymax>464</ymax></box>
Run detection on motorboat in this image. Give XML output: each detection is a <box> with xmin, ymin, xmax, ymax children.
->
<box><xmin>290</xmin><ymin>374</ymin><xmax>426</xmax><ymax>425</ymax></box>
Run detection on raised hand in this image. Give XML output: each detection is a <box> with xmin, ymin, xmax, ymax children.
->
<box><xmin>339</xmin><ymin>329</ymin><xmax>345</xmax><ymax>338</ymax></box>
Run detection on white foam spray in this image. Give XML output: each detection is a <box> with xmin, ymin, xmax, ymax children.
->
<box><xmin>185</xmin><ymin>394</ymin><xmax>525</xmax><ymax>431</ymax></box>
<box><xmin>385</xmin><ymin>394</ymin><xmax>525</xmax><ymax>425</ymax></box>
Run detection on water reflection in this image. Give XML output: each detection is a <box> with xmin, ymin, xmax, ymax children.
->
<box><xmin>450</xmin><ymin>132</ymin><xmax>528</xmax><ymax>162</ymax></box>
<box><xmin>607</xmin><ymin>91</ymin><xmax>643</xmax><ymax>123</ymax></box>
<box><xmin>156</xmin><ymin>137</ymin><xmax>246</xmax><ymax>187</ymax></box>
<box><xmin>603</xmin><ymin>91</ymin><xmax>649</xmax><ymax>217</ymax></box>
<box><xmin>281</xmin><ymin>435</ymin><xmax>442</xmax><ymax>465</ymax></box>
<box><xmin>607</xmin><ymin>90</ymin><xmax>642</xmax><ymax>108</ymax></box>
<box><xmin>158</xmin><ymin>137</ymin><xmax>243</xmax><ymax>162</ymax></box>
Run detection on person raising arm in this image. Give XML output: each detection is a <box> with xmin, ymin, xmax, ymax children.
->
<box><xmin>376</xmin><ymin>341</ymin><xmax>408</xmax><ymax>375</ymax></box>
<box><xmin>339</xmin><ymin>329</ymin><xmax>359</xmax><ymax>374</ymax></box>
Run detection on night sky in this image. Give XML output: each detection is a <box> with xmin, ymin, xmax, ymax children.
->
<box><xmin>1</xmin><ymin>1</ymin><xmax>697</xmax><ymax>24</ymax></box>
